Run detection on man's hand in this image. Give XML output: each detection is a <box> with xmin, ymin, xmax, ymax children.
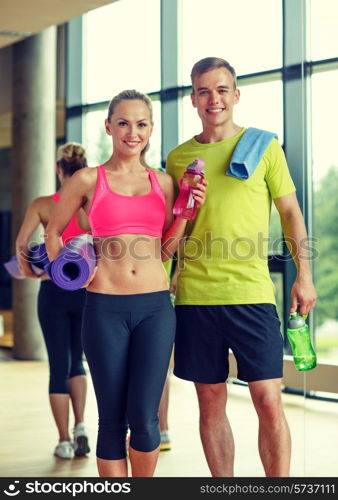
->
<box><xmin>169</xmin><ymin>270</ymin><xmax>178</xmax><ymax>295</ymax></box>
<box><xmin>177</xmin><ymin>177</ymin><xmax>208</xmax><ymax>208</ymax></box>
<box><xmin>193</xmin><ymin>179</ymin><xmax>208</xmax><ymax>207</ymax></box>
<box><xmin>290</xmin><ymin>275</ymin><xmax>317</xmax><ymax>316</ymax></box>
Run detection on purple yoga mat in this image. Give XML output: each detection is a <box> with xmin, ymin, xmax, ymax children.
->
<box><xmin>29</xmin><ymin>243</ymin><xmax>49</xmax><ymax>271</ymax></box>
<box><xmin>48</xmin><ymin>234</ymin><xmax>96</xmax><ymax>291</ymax></box>
<box><xmin>4</xmin><ymin>257</ymin><xmax>26</xmax><ymax>279</ymax></box>
<box><xmin>4</xmin><ymin>243</ymin><xmax>49</xmax><ymax>279</ymax></box>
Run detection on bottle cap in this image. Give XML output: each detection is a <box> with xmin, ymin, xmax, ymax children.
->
<box><xmin>186</xmin><ymin>159</ymin><xmax>205</xmax><ymax>175</ymax></box>
<box><xmin>288</xmin><ymin>313</ymin><xmax>306</xmax><ymax>329</ymax></box>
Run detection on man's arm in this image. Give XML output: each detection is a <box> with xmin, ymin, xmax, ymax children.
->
<box><xmin>274</xmin><ymin>192</ymin><xmax>317</xmax><ymax>316</ymax></box>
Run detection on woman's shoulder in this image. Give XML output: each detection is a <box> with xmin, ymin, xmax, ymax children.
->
<box><xmin>30</xmin><ymin>195</ymin><xmax>55</xmax><ymax>210</ymax></box>
<box><xmin>151</xmin><ymin>169</ymin><xmax>173</xmax><ymax>192</ymax></box>
<box><xmin>27</xmin><ymin>195</ymin><xmax>57</xmax><ymax>223</ymax></box>
<box><xmin>76</xmin><ymin>165</ymin><xmax>99</xmax><ymax>178</ymax></box>
<box><xmin>150</xmin><ymin>168</ymin><xmax>172</xmax><ymax>183</ymax></box>
<box><xmin>70</xmin><ymin>165</ymin><xmax>99</xmax><ymax>187</ymax></box>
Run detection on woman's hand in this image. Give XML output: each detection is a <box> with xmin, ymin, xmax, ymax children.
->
<box><xmin>17</xmin><ymin>254</ymin><xmax>39</xmax><ymax>279</ymax></box>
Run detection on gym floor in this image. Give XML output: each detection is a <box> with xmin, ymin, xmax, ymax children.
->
<box><xmin>0</xmin><ymin>356</ymin><xmax>337</xmax><ymax>477</ymax></box>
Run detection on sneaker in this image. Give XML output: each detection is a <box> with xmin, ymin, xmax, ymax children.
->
<box><xmin>160</xmin><ymin>430</ymin><xmax>171</xmax><ymax>451</ymax></box>
<box><xmin>54</xmin><ymin>440</ymin><xmax>74</xmax><ymax>459</ymax></box>
<box><xmin>73</xmin><ymin>422</ymin><xmax>90</xmax><ymax>457</ymax></box>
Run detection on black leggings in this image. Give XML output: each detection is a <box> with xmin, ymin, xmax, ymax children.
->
<box><xmin>37</xmin><ymin>280</ymin><xmax>86</xmax><ymax>394</ymax></box>
<box><xmin>82</xmin><ymin>290</ymin><xmax>176</xmax><ymax>460</ymax></box>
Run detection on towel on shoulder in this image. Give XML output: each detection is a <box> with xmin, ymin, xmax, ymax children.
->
<box><xmin>226</xmin><ymin>127</ymin><xmax>278</xmax><ymax>180</ymax></box>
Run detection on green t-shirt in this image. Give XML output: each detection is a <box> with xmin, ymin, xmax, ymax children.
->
<box><xmin>162</xmin><ymin>258</ymin><xmax>173</xmax><ymax>282</ymax></box>
<box><xmin>166</xmin><ymin>128</ymin><xmax>296</xmax><ymax>305</ymax></box>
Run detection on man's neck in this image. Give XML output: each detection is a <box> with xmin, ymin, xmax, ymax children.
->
<box><xmin>195</xmin><ymin>122</ymin><xmax>242</xmax><ymax>144</ymax></box>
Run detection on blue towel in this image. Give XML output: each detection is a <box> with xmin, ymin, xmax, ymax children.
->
<box><xmin>226</xmin><ymin>127</ymin><xmax>278</xmax><ymax>180</ymax></box>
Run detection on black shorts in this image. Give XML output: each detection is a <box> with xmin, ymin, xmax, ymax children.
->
<box><xmin>174</xmin><ymin>304</ymin><xmax>284</xmax><ymax>384</ymax></box>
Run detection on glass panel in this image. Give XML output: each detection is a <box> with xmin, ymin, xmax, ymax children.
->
<box><xmin>84</xmin><ymin>0</ymin><xmax>160</xmax><ymax>103</ymax></box>
<box><xmin>180</xmin><ymin>80</ymin><xmax>283</xmax><ymax>145</ymax></box>
<box><xmin>83</xmin><ymin>100</ymin><xmax>162</xmax><ymax>170</ymax></box>
<box><xmin>271</xmin><ymin>272</ymin><xmax>284</xmax><ymax>334</ymax></box>
<box><xmin>83</xmin><ymin>108</ymin><xmax>111</xmax><ymax>167</ymax></box>
<box><xmin>144</xmin><ymin>99</ymin><xmax>162</xmax><ymax>170</ymax></box>
<box><xmin>179</xmin><ymin>0</ymin><xmax>282</xmax><ymax>85</ymax></box>
<box><xmin>235</xmin><ymin>80</ymin><xmax>284</xmax><ymax>143</ymax></box>
<box><xmin>310</xmin><ymin>0</ymin><xmax>338</xmax><ymax>61</ymax></box>
<box><xmin>311</xmin><ymin>70</ymin><xmax>338</xmax><ymax>362</ymax></box>
<box><xmin>180</xmin><ymin>93</ymin><xmax>202</xmax><ymax>143</ymax></box>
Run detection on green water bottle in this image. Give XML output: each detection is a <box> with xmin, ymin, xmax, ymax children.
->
<box><xmin>286</xmin><ymin>312</ymin><xmax>317</xmax><ymax>371</ymax></box>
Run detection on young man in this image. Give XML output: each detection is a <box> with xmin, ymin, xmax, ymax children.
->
<box><xmin>166</xmin><ymin>57</ymin><xmax>317</xmax><ymax>477</ymax></box>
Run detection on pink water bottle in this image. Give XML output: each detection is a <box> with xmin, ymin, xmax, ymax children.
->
<box><xmin>173</xmin><ymin>159</ymin><xmax>205</xmax><ymax>219</ymax></box>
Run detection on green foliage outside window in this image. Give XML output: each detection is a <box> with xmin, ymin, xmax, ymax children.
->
<box><xmin>314</xmin><ymin>166</ymin><xmax>338</xmax><ymax>360</ymax></box>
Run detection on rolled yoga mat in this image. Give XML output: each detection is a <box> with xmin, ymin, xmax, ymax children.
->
<box><xmin>4</xmin><ymin>243</ymin><xmax>49</xmax><ymax>279</ymax></box>
<box><xmin>29</xmin><ymin>243</ymin><xmax>50</xmax><ymax>271</ymax></box>
<box><xmin>47</xmin><ymin>234</ymin><xmax>96</xmax><ymax>291</ymax></box>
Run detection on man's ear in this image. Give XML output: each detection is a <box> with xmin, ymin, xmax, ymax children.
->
<box><xmin>191</xmin><ymin>92</ymin><xmax>197</xmax><ymax>108</ymax></box>
<box><xmin>234</xmin><ymin>88</ymin><xmax>240</xmax><ymax>104</ymax></box>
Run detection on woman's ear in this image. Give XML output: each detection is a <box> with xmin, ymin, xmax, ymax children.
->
<box><xmin>105</xmin><ymin>119</ymin><xmax>112</xmax><ymax>136</ymax></box>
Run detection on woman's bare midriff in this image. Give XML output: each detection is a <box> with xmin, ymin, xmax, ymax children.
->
<box><xmin>87</xmin><ymin>234</ymin><xmax>169</xmax><ymax>295</ymax></box>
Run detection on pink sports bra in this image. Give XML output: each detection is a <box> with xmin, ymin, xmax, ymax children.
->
<box><xmin>88</xmin><ymin>165</ymin><xmax>166</xmax><ymax>238</ymax></box>
<box><xmin>52</xmin><ymin>193</ymin><xmax>90</xmax><ymax>244</ymax></box>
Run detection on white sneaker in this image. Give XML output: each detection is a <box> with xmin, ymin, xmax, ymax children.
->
<box><xmin>73</xmin><ymin>422</ymin><xmax>90</xmax><ymax>457</ymax></box>
<box><xmin>54</xmin><ymin>440</ymin><xmax>74</xmax><ymax>459</ymax></box>
<box><xmin>160</xmin><ymin>430</ymin><xmax>171</xmax><ymax>451</ymax></box>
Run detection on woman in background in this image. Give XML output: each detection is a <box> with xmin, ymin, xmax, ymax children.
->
<box><xmin>16</xmin><ymin>143</ymin><xmax>90</xmax><ymax>459</ymax></box>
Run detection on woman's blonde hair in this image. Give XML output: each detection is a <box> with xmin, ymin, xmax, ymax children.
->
<box><xmin>56</xmin><ymin>142</ymin><xmax>87</xmax><ymax>177</ymax></box>
<box><xmin>107</xmin><ymin>89</ymin><xmax>153</xmax><ymax>124</ymax></box>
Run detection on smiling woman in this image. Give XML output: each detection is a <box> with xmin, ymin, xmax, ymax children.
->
<box><xmin>44</xmin><ymin>89</ymin><xmax>207</xmax><ymax>478</ymax></box>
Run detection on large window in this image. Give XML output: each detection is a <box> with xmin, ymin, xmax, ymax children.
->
<box><xmin>235</xmin><ymin>80</ymin><xmax>284</xmax><ymax>143</ymax></box>
<box><xmin>84</xmin><ymin>108</ymin><xmax>111</xmax><ymax>167</ymax></box>
<box><xmin>180</xmin><ymin>93</ymin><xmax>201</xmax><ymax>143</ymax></box>
<box><xmin>310</xmin><ymin>0</ymin><xmax>338</xmax><ymax>61</ymax></box>
<box><xmin>179</xmin><ymin>0</ymin><xmax>282</xmax><ymax>85</ymax></box>
<box><xmin>144</xmin><ymin>98</ymin><xmax>162</xmax><ymax>169</ymax></box>
<box><xmin>84</xmin><ymin>0</ymin><xmax>161</xmax><ymax>104</ymax></box>
<box><xmin>311</xmin><ymin>70</ymin><xmax>338</xmax><ymax>362</ymax></box>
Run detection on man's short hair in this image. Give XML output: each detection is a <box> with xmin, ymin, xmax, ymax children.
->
<box><xmin>191</xmin><ymin>57</ymin><xmax>237</xmax><ymax>90</ymax></box>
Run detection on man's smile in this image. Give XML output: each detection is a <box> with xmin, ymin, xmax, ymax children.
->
<box><xmin>206</xmin><ymin>107</ymin><xmax>225</xmax><ymax>113</ymax></box>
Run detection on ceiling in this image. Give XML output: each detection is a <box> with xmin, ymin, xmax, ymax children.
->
<box><xmin>0</xmin><ymin>0</ymin><xmax>118</xmax><ymax>49</ymax></box>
